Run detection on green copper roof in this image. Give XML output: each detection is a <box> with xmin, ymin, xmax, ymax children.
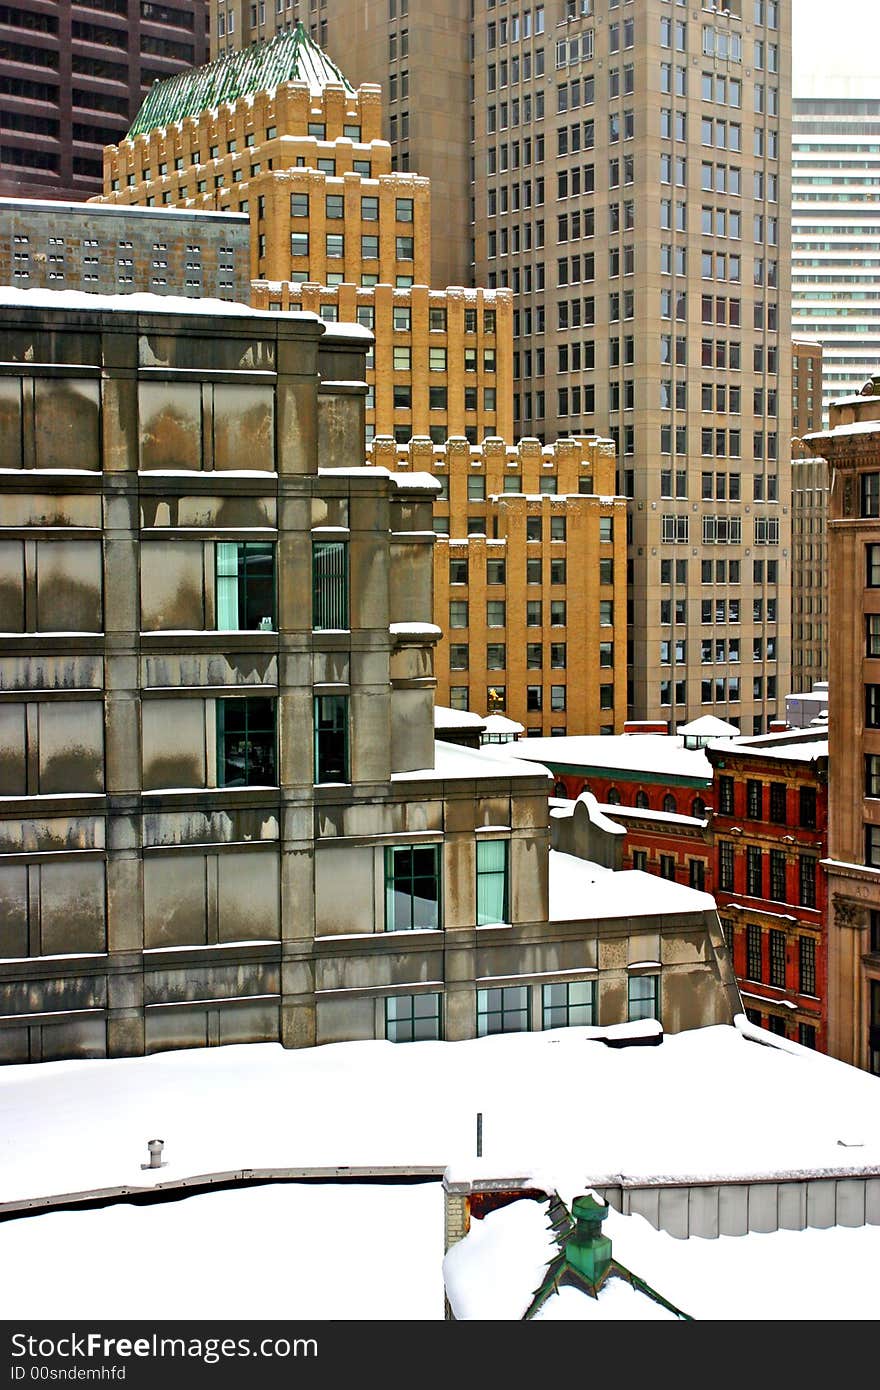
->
<box><xmin>126</xmin><ymin>22</ymin><xmax>354</xmax><ymax>139</ymax></box>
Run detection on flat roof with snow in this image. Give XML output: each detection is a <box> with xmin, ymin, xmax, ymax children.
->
<box><xmin>503</xmin><ymin>735</ymin><xmax>713</xmax><ymax>786</ymax></box>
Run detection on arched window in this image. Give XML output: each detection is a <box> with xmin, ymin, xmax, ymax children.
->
<box><xmin>607</xmin><ymin>787</ymin><xmax>621</xmax><ymax>805</ymax></box>
<box><xmin>663</xmin><ymin>793</ymin><xmax>677</xmax><ymax>814</ymax></box>
<box><xmin>692</xmin><ymin>796</ymin><xmax>706</xmax><ymax>818</ymax></box>
<box><xmin>635</xmin><ymin>790</ymin><xmax>649</xmax><ymax>809</ymax></box>
<box><xmin>554</xmin><ymin>781</ymin><xmax>567</xmax><ymax>799</ymax></box>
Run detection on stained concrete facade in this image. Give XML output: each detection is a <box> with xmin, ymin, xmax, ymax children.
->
<box><xmin>0</xmin><ymin>289</ymin><xmax>737</xmax><ymax>1064</ymax></box>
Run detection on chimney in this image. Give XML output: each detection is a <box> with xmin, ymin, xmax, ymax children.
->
<box><xmin>564</xmin><ymin>1193</ymin><xmax>613</xmax><ymax>1285</ymax></box>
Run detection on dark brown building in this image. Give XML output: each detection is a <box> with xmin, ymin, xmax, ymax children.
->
<box><xmin>0</xmin><ymin>0</ymin><xmax>208</xmax><ymax>202</ymax></box>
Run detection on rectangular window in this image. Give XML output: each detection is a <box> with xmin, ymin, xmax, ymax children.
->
<box><xmin>217</xmin><ymin>696</ymin><xmax>276</xmax><ymax>787</ymax></box>
<box><xmin>385</xmin><ymin>845</ymin><xmax>440</xmax><ymax>931</ymax></box>
<box><xmin>718</xmin><ymin>775</ymin><xmax>734</xmax><ymax>815</ymax></box>
<box><xmin>799</xmin><ymin>936</ymin><xmax>816</xmax><ymax>996</ymax></box>
<box><xmin>312</xmin><ymin>540</ymin><xmax>348</xmax><ymax>630</ymax></box>
<box><xmin>769</xmin><ymin>782</ymin><xmax>786</xmax><ymax>824</ymax></box>
<box><xmin>660</xmin><ymin>854</ymin><xmax>676</xmax><ymax>881</ymax></box>
<box><xmin>769</xmin><ymin>848</ymin><xmax>787</xmax><ymax>902</ymax></box>
<box><xmin>385</xmin><ymin>992</ymin><xmax>441</xmax><ymax>1042</ymax></box>
<box><xmin>476</xmin><ymin>839</ymin><xmax>509</xmax><ymax>925</ymax></box>
<box><xmin>747</xmin><ymin>845</ymin><xmax>763</xmax><ymax>897</ymax></box>
<box><xmin>769</xmin><ymin>928</ymin><xmax>786</xmax><ymax>988</ymax></box>
<box><xmin>543</xmin><ymin>980</ymin><xmax>595</xmax><ymax>1029</ymax></box>
<box><xmin>799</xmin><ymin>786</ymin><xmax>817</xmax><ymax>829</ymax></box>
<box><xmin>628</xmin><ymin>974</ymin><xmax>659</xmax><ymax>1023</ymax></box>
<box><xmin>719</xmin><ymin>840</ymin><xmax>734</xmax><ymax>890</ymax></box>
<box><xmin>689</xmin><ymin>859</ymin><xmax>706</xmax><ymax>891</ymax></box>
<box><xmin>746</xmin><ymin>923</ymin><xmax>762</xmax><ymax>981</ymax></box>
<box><xmin>216</xmin><ymin>541</ymin><xmax>275</xmax><ymax>631</ymax></box>
<box><xmin>314</xmin><ymin>694</ymin><xmax>348</xmax><ymax>783</ymax></box>
<box><xmin>747</xmin><ymin>779</ymin><xmax>762</xmax><ymax>820</ymax></box>
<box><xmin>799</xmin><ymin>855</ymin><xmax>817</xmax><ymax>909</ymax></box>
<box><xmin>477</xmin><ymin>985</ymin><xmax>528</xmax><ymax>1036</ymax></box>
<box><xmin>862</xmin><ymin>474</ymin><xmax>880</xmax><ymax>518</ymax></box>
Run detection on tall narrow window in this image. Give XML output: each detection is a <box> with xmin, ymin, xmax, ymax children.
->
<box><xmin>312</xmin><ymin>540</ymin><xmax>349</xmax><ymax>630</ymax></box>
<box><xmin>216</xmin><ymin>697</ymin><xmax>276</xmax><ymax>787</ymax></box>
<box><xmin>385</xmin><ymin>845</ymin><xmax>441</xmax><ymax>931</ymax></box>
<box><xmin>314</xmin><ymin>694</ymin><xmax>348</xmax><ymax>783</ymax></box>
<box><xmin>746</xmin><ymin>923</ymin><xmax>762</xmax><ymax>981</ymax></box>
<box><xmin>799</xmin><ymin>935</ymin><xmax>816</xmax><ymax>996</ymax></box>
<box><xmin>216</xmin><ymin>541</ymin><xmax>275</xmax><ymax>631</ymax></box>
<box><xmin>769</xmin><ymin>848</ymin><xmax>787</xmax><ymax>902</ymax></box>
<box><xmin>476</xmin><ymin>839</ymin><xmax>509</xmax><ymax>925</ymax></box>
<box><xmin>628</xmin><ymin>974</ymin><xmax>659</xmax><ymax>1022</ymax></box>
<box><xmin>769</xmin><ymin>928</ymin><xmax>786</xmax><ymax>988</ymax></box>
<box><xmin>799</xmin><ymin>855</ymin><xmax>817</xmax><ymax>909</ymax></box>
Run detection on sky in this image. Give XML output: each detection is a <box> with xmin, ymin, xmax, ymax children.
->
<box><xmin>793</xmin><ymin>0</ymin><xmax>880</xmax><ymax>88</ymax></box>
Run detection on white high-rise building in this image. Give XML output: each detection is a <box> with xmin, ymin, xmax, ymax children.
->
<box><xmin>792</xmin><ymin>76</ymin><xmax>880</xmax><ymax>421</ymax></box>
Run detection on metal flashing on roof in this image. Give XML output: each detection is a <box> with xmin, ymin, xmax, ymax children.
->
<box><xmin>126</xmin><ymin>22</ymin><xmax>354</xmax><ymax>140</ymax></box>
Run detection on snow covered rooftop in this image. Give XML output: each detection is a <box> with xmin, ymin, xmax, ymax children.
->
<box><xmin>504</xmin><ymin>735</ymin><xmax>713</xmax><ymax>784</ymax></box>
<box><xmin>677</xmin><ymin>715</ymin><xmax>740</xmax><ymax>738</ymax></box>
<box><xmin>391</xmin><ymin>739</ymin><xmax>551</xmax><ymax>784</ymax></box>
<box><xmin>2</xmin><ymin>1025</ymin><xmax>879</xmax><ymax>1214</ymax></box>
<box><xmin>0</xmin><ymin>285</ymin><xmax>292</xmax><ymax>320</ymax></box>
<box><xmin>709</xmin><ymin>732</ymin><xmax>829</xmax><ymax>764</ymax></box>
<box><xmin>434</xmin><ymin>706</ymin><xmax>486</xmax><ymax>730</ymax></box>
<box><xmin>481</xmin><ymin>714</ymin><xmax>525</xmax><ymax>734</ymax></box>
<box><xmin>548</xmin><ymin>850</ymin><xmax>715</xmax><ymax>921</ymax></box>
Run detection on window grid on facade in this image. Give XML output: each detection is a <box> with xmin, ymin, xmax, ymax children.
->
<box><xmin>746</xmin><ymin>923</ymin><xmax>762</xmax><ymax>981</ymax></box>
<box><xmin>542</xmin><ymin>980</ymin><xmax>596</xmax><ymax>1029</ymax></box>
<box><xmin>477</xmin><ymin>985</ymin><xmax>529</xmax><ymax>1037</ymax></box>
<box><xmin>314</xmin><ymin>694</ymin><xmax>348</xmax><ymax>783</ymax></box>
<box><xmin>476</xmin><ymin>839</ymin><xmax>509</xmax><ymax>925</ymax></box>
<box><xmin>799</xmin><ymin>935</ymin><xmax>817</xmax><ymax>997</ymax></box>
<box><xmin>769</xmin><ymin>928</ymin><xmax>786</xmax><ymax>989</ymax></box>
<box><xmin>385</xmin><ymin>992</ymin><xmax>441</xmax><ymax>1043</ymax></box>
<box><xmin>217</xmin><ymin>696</ymin><xmax>276</xmax><ymax>788</ymax></box>
<box><xmin>384</xmin><ymin>845</ymin><xmax>440</xmax><ymax>932</ymax></box>
<box><xmin>312</xmin><ymin>540</ymin><xmax>348</xmax><ymax>630</ymax></box>
<box><xmin>627</xmin><ymin>974</ymin><xmax>659</xmax><ymax>1023</ymax></box>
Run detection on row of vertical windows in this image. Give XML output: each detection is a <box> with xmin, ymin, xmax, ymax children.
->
<box><xmin>213</xmin><ymin>693</ymin><xmax>346</xmax><ymax>787</ymax></box>
<box><xmin>743</xmin><ymin>925</ymin><xmax>817</xmax><ymax>995</ymax></box>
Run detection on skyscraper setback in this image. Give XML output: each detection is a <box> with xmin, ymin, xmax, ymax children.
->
<box><xmin>213</xmin><ymin>0</ymin><xmax>791</xmax><ymax>731</ymax></box>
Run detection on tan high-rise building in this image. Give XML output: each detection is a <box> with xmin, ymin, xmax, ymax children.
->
<box><xmin>791</xmin><ymin>338</ymin><xmax>827</xmax><ymax>692</ymax></box>
<box><xmin>208</xmin><ymin>0</ymin><xmax>473</xmax><ymax>289</ymax></box>
<box><xmin>97</xmin><ymin>26</ymin><xmax>628</xmax><ymax>737</ymax></box>
<box><xmin>207</xmin><ymin>0</ymin><xmax>793</xmax><ymax>734</ymax></box>
<box><xmin>372</xmin><ymin>433</ymin><xmax>627</xmax><ymax>735</ymax></box>
<box><xmin>251</xmin><ymin>279</ymin><xmax>513</xmax><ymax>445</ymax></box>
<box><xmin>806</xmin><ymin>377</ymin><xmax>880</xmax><ymax>1072</ymax></box>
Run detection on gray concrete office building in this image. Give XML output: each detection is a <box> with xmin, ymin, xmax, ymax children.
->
<box><xmin>0</xmin><ymin>287</ymin><xmax>736</xmax><ymax>1063</ymax></box>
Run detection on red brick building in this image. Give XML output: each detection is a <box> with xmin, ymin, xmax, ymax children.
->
<box><xmin>508</xmin><ymin>733</ymin><xmax>714</xmax><ymax>894</ymax></box>
<box><xmin>599</xmin><ymin>804</ymin><xmax>713</xmax><ymax>894</ymax></box>
<box><xmin>706</xmin><ymin>729</ymin><xmax>828</xmax><ymax>1049</ymax></box>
